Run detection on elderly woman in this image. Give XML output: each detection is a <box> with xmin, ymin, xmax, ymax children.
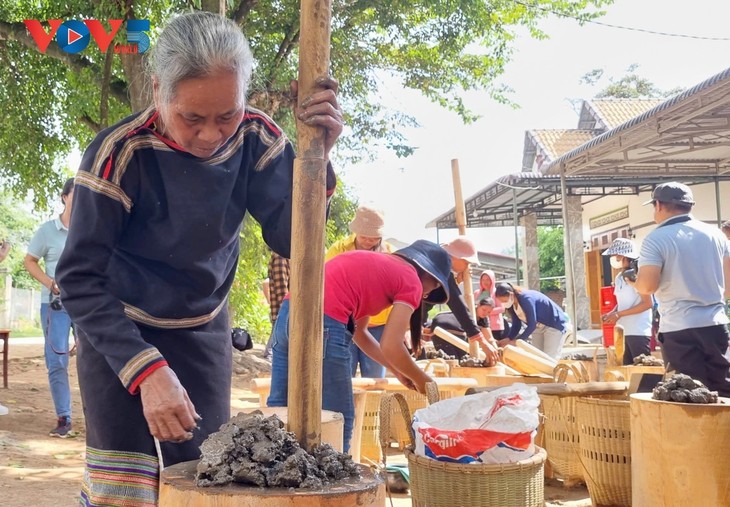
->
<box><xmin>55</xmin><ymin>12</ymin><xmax>343</xmax><ymax>506</ymax></box>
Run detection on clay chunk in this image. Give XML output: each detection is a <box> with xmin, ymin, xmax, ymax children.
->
<box><xmin>195</xmin><ymin>411</ymin><xmax>358</xmax><ymax>488</ymax></box>
<box><xmin>651</xmin><ymin>373</ymin><xmax>719</xmax><ymax>404</ymax></box>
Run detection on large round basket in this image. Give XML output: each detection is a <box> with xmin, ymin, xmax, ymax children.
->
<box><xmin>540</xmin><ymin>394</ymin><xmax>583</xmax><ymax>484</ymax></box>
<box><xmin>576</xmin><ymin>397</ymin><xmax>631</xmax><ymax>507</ymax></box>
<box><xmin>405</xmin><ymin>446</ymin><xmax>546</xmax><ymax>507</ymax></box>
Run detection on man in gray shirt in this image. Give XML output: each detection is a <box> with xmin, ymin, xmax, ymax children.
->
<box><xmin>632</xmin><ymin>182</ymin><xmax>730</xmax><ymax>396</ymax></box>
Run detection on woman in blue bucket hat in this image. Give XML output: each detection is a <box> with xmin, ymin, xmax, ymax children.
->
<box><xmin>268</xmin><ymin>239</ymin><xmax>451</xmax><ymax>452</ymax></box>
<box><xmin>602</xmin><ymin>237</ymin><xmax>653</xmax><ymax>364</ymax></box>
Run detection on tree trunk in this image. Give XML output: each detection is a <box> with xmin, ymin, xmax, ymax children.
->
<box><xmin>201</xmin><ymin>0</ymin><xmax>226</xmax><ymax>15</ymax></box>
<box><xmin>120</xmin><ymin>53</ymin><xmax>151</xmax><ymax>112</ymax></box>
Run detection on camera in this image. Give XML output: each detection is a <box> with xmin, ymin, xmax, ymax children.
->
<box><xmin>49</xmin><ymin>293</ymin><xmax>64</xmax><ymax>311</ymax></box>
<box><xmin>621</xmin><ymin>258</ymin><xmax>639</xmax><ymax>283</ymax></box>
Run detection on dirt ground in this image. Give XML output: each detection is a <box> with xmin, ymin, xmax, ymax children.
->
<box><xmin>0</xmin><ymin>339</ymin><xmax>592</xmax><ymax>507</ymax></box>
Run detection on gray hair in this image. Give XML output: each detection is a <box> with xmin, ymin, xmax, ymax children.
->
<box><xmin>149</xmin><ymin>11</ymin><xmax>253</xmax><ymax>108</ymax></box>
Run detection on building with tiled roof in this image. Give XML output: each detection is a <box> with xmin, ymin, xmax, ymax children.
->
<box><xmin>522</xmin><ymin>129</ymin><xmax>596</xmax><ymax>172</ymax></box>
<box><xmin>523</xmin><ymin>99</ymin><xmax>665</xmax><ymax>174</ymax></box>
<box><xmin>577</xmin><ymin>99</ymin><xmax>663</xmax><ymax>131</ymax></box>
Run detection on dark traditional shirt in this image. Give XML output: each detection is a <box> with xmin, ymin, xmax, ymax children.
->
<box><xmin>56</xmin><ymin>107</ymin><xmax>335</xmax><ymax>394</ymax></box>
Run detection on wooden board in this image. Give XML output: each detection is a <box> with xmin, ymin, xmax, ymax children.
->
<box><xmin>159</xmin><ymin>460</ymin><xmax>385</xmax><ymax>507</ymax></box>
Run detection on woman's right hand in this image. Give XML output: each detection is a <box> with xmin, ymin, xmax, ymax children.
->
<box><xmin>139</xmin><ymin>365</ymin><xmax>200</xmax><ymax>443</ymax></box>
<box><xmin>413</xmin><ymin>370</ymin><xmax>434</xmax><ymax>395</ymax></box>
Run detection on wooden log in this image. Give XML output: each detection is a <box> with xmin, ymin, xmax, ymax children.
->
<box><xmin>432</xmin><ymin>326</ymin><xmax>485</xmax><ymax>360</ymax></box>
<box><xmin>515</xmin><ymin>339</ymin><xmax>558</xmax><ymax>365</ymax></box>
<box><xmin>466</xmin><ymin>381</ymin><xmax>629</xmax><ymax>397</ymax></box>
<box><xmin>502</xmin><ymin>344</ymin><xmax>557</xmax><ymax>376</ymax></box>
<box><xmin>289</xmin><ymin>0</ymin><xmax>333</xmax><ymax>451</ymax></box>
<box><xmin>159</xmin><ymin>460</ymin><xmax>385</xmax><ymax>507</ymax></box>
<box><xmin>631</xmin><ymin>393</ymin><xmax>730</xmax><ymax>507</ymax></box>
<box><xmin>450</xmin><ymin>159</ymin><xmax>479</xmax><ymax>358</ymax></box>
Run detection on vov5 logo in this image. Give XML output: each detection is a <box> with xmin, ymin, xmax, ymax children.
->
<box><xmin>24</xmin><ymin>19</ymin><xmax>150</xmax><ymax>54</ymax></box>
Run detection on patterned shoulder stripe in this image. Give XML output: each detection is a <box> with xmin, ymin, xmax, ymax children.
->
<box><xmin>91</xmin><ymin>107</ymin><xmax>156</xmax><ymax>178</ymax></box>
<box><xmin>206</xmin><ymin>127</ymin><xmax>247</xmax><ymax>166</ymax></box>
<box><xmin>122</xmin><ymin>298</ymin><xmax>227</xmax><ymax>329</ymax></box>
<box><xmin>244</xmin><ymin>107</ymin><xmax>282</xmax><ymax>136</ymax></box>
<box><xmin>112</xmin><ymin>135</ymin><xmax>174</xmax><ymax>186</ymax></box>
<box><xmin>254</xmin><ymin>135</ymin><xmax>287</xmax><ymax>173</ymax></box>
<box><xmin>119</xmin><ymin>348</ymin><xmax>164</xmax><ymax>389</ymax></box>
<box><xmin>75</xmin><ymin>172</ymin><xmax>133</xmax><ymax>213</ymax></box>
<box><xmin>81</xmin><ymin>446</ymin><xmax>158</xmax><ymax>507</ymax></box>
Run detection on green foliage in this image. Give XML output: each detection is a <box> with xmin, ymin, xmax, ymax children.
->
<box><xmin>580</xmin><ymin>64</ymin><xmax>683</xmax><ymax>99</ymax></box>
<box><xmin>229</xmin><ymin>216</ymin><xmax>272</xmax><ymax>342</ymax></box>
<box><xmin>0</xmin><ymin>0</ymin><xmax>611</xmax><ymax>203</ymax></box>
<box><xmin>537</xmin><ymin>225</ymin><xmax>564</xmax><ymax>291</ymax></box>
<box><xmin>0</xmin><ymin>192</ymin><xmax>39</xmax><ymax>289</ymax></box>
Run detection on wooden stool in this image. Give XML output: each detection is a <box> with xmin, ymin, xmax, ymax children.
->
<box><xmin>0</xmin><ymin>329</ymin><xmax>9</xmax><ymax>388</ymax></box>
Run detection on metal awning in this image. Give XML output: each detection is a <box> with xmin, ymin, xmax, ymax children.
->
<box><xmin>426</xmin><ymin>172</ymin><xmax>729</xmax><ymax>229</ymax></box>
<box><xmin>542</xmin><ymin>67</ymin><xmax>730</xmax><ymax>177</ymax></box>
<box><xmin>428</xmin><ymin>66</ymin><xmax>730</xmax><ymax>230</ymax></box>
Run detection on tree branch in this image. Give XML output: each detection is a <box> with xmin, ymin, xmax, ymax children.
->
<box><xmin>267</xmin><ymin>22</ymin><xmax>300</xmax><ymax>86</ymax></box>
<box><xmin>79</xmin><ymin>113</ymin><xmax>102</xmax><ymax>133</ymax></box>
<box><xmin>231</xmin><ymin>0</ymin><xmax>259</xmax><ymax>26</ymax></box>
<box><xmin>0</xmin><ymin>20</ymin><xmax>131</xmax><ymax>107</ymax></box>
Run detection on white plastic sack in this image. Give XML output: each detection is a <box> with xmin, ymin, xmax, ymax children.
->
<box><xmin>412</xmin><ymin>384</ymin><xmax>540</xmax><ymax>464</ymax></box>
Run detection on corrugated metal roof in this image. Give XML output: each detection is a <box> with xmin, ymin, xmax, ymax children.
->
<box><xmin>543</xmin><ymin>68</ymin><xmax>730</xmax><ymax>174</ymax></box>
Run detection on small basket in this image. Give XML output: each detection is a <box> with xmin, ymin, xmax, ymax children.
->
<box><xmin>576</xmin><ymin>397</ymin><xmax>632</xmax><ymax>507</ymax></box>
<box><xmin>380</xmin><ymin>385</ymin><xmax>546</xmax><ymax>507</ymax></box>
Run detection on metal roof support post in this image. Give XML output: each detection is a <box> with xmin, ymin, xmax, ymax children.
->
<box><xmin>513</xmin><ymin>188</ymin><xmax>521</xmax><ymax>285</ymax></box>
<box><xmin>559</xmin><ymin>163</ymin><xmax>578</xmax><ymax>346</ymax></box>
<box><xmin>715</xmin><ymin>171</ymin><xmax>722</xmax><ymax>226</ymax></box>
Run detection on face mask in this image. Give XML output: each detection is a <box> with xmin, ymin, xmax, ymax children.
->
<box><xmin>610</xmin><ymin>256</ymin><xmax>624</xmax><ymax>270</ymax></box>
<box><xmin>502</xmin><ymin>296</ymin><xmax>514</xmax><ymax>309</ymax></box>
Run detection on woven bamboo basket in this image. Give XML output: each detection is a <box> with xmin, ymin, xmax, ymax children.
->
<box><xmin>576</xmin><ymin>397</ymin><xmax>631</xmax><ymax>507</ymax></box>
<box><xmin>359</xmin><ymin>390</ymin><xmax>384</xmax><ymax>464</ymax></box>
<box><xmin>540</xmin><ymin>394</ymin><xmax>584</xmax><ymax>484</ymax></box>
<box><xmin>380</xmin><ymin>390</ymin><xmax>546</xmax><ymax>507</ymax></box>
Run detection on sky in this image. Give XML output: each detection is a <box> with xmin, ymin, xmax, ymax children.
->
<box><xmin>336</xmin><ymin>0</ymin><xmax>730</xmax><ymax>254</ymax></box>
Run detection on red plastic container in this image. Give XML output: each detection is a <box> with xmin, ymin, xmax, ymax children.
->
<box><xmin>600</xmin><ymin>286</ymin><xmax>617</xmax><ymax>347</ymax></box>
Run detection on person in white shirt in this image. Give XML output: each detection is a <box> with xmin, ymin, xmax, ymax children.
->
<box><xmin>601</xmin><ymin>238</ymin><xmax>653</xmax><ymax>365</ymax></box>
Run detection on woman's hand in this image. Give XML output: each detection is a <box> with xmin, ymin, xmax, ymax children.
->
<box><xmin>139</xmin><ymin>365</ymin><xmax>200</xmax><ymax>443</ymax></box>
<box><xmin>602</xmin><ymin>310</ymin><xmax>620</xmax><ymax>324</ymax></box>
<box><xmin>498</xmin><ymin>338</ymin><xmax>516</xmax><ymax>348</ymax></box>
<box><xmin>291</xmin><ymin>77</ymin><xmax>343</xmax><ymax>158</ymax></box>
<box><xmin>393</xmin><ymin>370</ymin><xmax>417</xmax><ymax>391</ymax></box>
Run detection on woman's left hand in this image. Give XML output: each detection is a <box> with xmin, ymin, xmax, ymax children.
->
<box><xmin>291</xmin><ymin>77</ymin><xmax>343</xmax><ymax>158</ymax></box>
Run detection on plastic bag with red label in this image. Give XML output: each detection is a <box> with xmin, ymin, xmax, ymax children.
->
<box><xmin>412</xmin><ymin>384</ymin><xmax>540</xmax><ymax>464</ymax></box>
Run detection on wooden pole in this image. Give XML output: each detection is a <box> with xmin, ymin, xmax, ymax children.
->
<box><xmin>288</xmin><ymin>0</ymin><xmax>332</xmax><ymax>451</ymax></box>
<box><xmin>450</xmin><ymin>159</ymin><xmax>479</xmax><ymax>358</ymax></box>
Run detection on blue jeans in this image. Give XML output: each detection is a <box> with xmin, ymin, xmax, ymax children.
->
<box><xmin>268</xmin><ymin>300</ymin><xmax>354</xmax><ymax>452</ymax></box>
<box><xmin>41</xmin><ymin>303</ymin><xmax>73</xmax><ymax>418</ymax></box>
<box><xmin>350</xmin><ymin>325</ymin><xmax>386</xmax><ymax>378</ymax></box>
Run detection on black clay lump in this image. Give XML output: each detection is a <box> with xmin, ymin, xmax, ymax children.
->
<box><xmin>195</xmin><ymin>411</ymin><xmax>359</xmax><ymax>488</ymax></box>
<box><xmin>651</xmin><ymin>373</ymin><xmax>719</xmax><ymax>404</ymax></box>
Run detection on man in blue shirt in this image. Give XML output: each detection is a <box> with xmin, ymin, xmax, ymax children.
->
<box><xmin>633</xmin><ymin>182</ymin><xmax>730</xmax><ymax>396</ymax></box>
<box><xmin>24</xmin><ymin>178</ymin><xmax>75</xmax><ymax>437</ymax></box>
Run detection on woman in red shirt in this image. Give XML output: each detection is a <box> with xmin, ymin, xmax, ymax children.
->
<box><xmin>268</xmin><ymin>240</ymin><xmax>451</xmax><ymax>451</ymax></box>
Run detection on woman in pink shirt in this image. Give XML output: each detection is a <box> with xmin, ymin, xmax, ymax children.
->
<box><xmin>268</xmin><ymin>240</ymin><xmax>451</xmax><ymax>451</ymax></box>
<box><xmin>474</xmin><ymin>270</ymin><xmax>506</xmax><ymax>339</ymax></box>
